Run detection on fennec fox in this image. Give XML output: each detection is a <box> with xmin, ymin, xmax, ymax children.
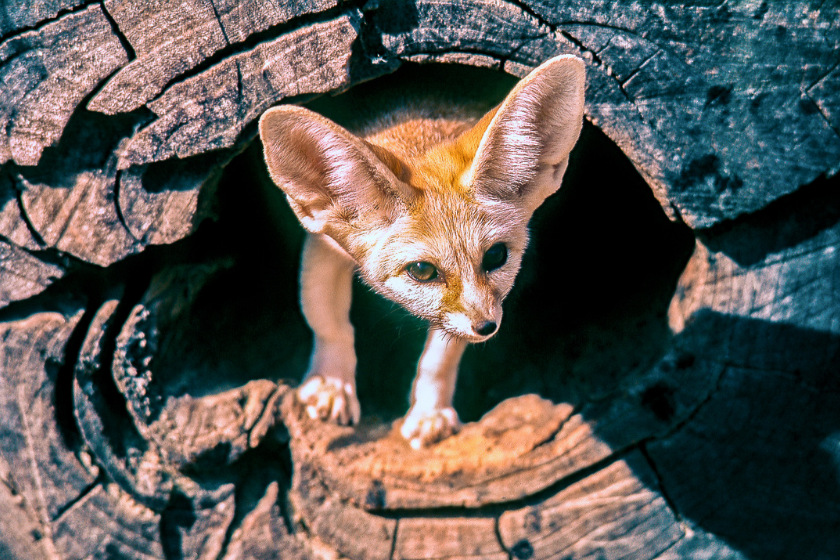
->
<box><xmin>259</xmin><ymin>55</ymin><xmax>585</xmax><ymax>449</ymax></box>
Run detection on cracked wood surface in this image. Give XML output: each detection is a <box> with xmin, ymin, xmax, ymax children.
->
<box><xmin>88</xmin><ymin>0</ymin><xmax>339</xmax><ymax>115</ymax></box>
<box><xmin>0</xmin><ymin>1</ymin><xmax>838</xmax><ymax>559</ymax></box>
<box><xmin>0</xmin><ymin>4</ymin><xmax>128</xmax><ymax>167</ymax></box>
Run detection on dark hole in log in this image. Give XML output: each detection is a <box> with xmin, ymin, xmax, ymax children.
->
<box><xmin>151</xmin><ymin>63</ymin><xmax>694</xmax><ymax>425</ymax></box>
<box><xmin>453</xmin><ymin>118</ymin><xmax>695</xmax><ymax>421</ymax></box>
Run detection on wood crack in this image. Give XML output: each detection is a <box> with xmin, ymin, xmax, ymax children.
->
<box><xmin>389</xmin><ymin>518</ymin><xmax>399</xmax><ymax>560</ymax></box>
<box><xmin>98</xmin><ymin>0</ymin><xmax>136</xmax><ymax>61</ymax></box>
<box><xmin>557</xmin><ymin>28</ymin><xmax>633</xmax><ymax>104</ymax></box>
<box><xmin>648</xmin><ymin>361</ymin><xmax>728</xmax><ymax>444</ymax></box>
<box><xmin>10</xmin><ymin>173</ymin><xmax>47</xmax><ymax>248</ymax></box>
<box><xmin>805</xmin><ymin>90</ymin><xmax>840</xmax><ymax>141</ymax></box>
<box><xmin>112</xmin><ymin>169</ymin><xmax>141</xmax><ymax>244</ymax></box>
<box><xmin>806</xmin><ymin>60</ymin><xmax>839</xmax><ymax>92</ymax></box>
<box><xmin>206</xmin><ymin>0</ymin><xmax>231</xmax><ymax>47</ymax></box>
<box><xmin>2</xmin><ymin>1</ymin><xmax>839</xmax><ymax>556</ymax></box>
<box><xmin>503</xmin><ymin>0</ymin><xmax>553</xmax><ymax>30</ymax></box>
<box><xmin>52</xmin><ymin>474</ymin><xmax>103</xmax><ymax>522</ymax></box>
<box><xmin>51</xmin><ymin>298</ymin><xmax>99</xmax><ymax>452</ymax></box>
<box><xmin>499</xmin><ymin>33</ymin><xmax>551</xmax><ymax>67</ymax></box>
<box><xmin>140</xmin><ymin>4</ymin><xmax>360</xmax><ymax>115</ymax></box>
<box><xmin>0</xmin><ymin>0</ymin><xmax>101</xmax><ymax>44</ymax></box>
<box><xmin>493</xmin><ymin>515</ymin><xmax>513</xmax><ymax>560</ymax></box>
<box><xmin>639</xmin><ymin>443</ymin><xmax>683</xmax><ymax>524</ymax></box>
<box><xmin>617</xmin><ymin>48</ymin><xmax>662</xmax><ymax>87</ymax></box>
<box><xmin>650</xmin><ymin>533</ymin><xmax>687</xmax><ymax>560</ymax></box>
<box><xmin>15</xmin><ymin>384</ymin><xmax>62</xmax><ymax>560</ymax></box>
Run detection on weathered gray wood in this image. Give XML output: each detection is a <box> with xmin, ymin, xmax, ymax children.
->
<box><xmin>0</xmin><ymin>308</ymin><xmax>96</xmax><ymax>555</ymax></box>
<box><xmin>73</xmin><ymin>297</ymin><xmax>175</xmax><ymax>512</ymax></box>
<box><xmin>1</xmin><ymin>0</ymin><xmax>832</xmax><ymax>262</ymax></box>
<box><xmin>519</xmin><ymin>0</ymin><xmax>840</xmax><ymax>227</ymax></box>
<box><xmin>0</xmin><ymin>240</ymin><xmax>64</xmax><ymax>307</ymax></box>
<box><xmin>73</xmin><ymin>292</ymin><xmax>288</xmax><ymax>559</ymax></box>
<box><xmin>370</xmin><ymin>0</ymin><xmax>549</xmax><ymax>60</ymax></box>
<box><xmin>52</xmin><ymin>483</ymin><xmax>164</xmax><ymax>560</ymax></box>
<box><xmin>117</xmin><ymin>149</ymin><xmax>235</xmax><ymax>246</ymax></box>
<box><xmin>0</xmin><ymin>0</ymin><xmax>88</xmax><ymax>38</ymax></box>
<box><xmin>90</xmin><ymin>0</ymin><xmax>230</xmax><ymax>115</ymax></box>
<box><xmin>670</xmin><ymin>233</ymin><xmax>840</xmax><ymax>343</ymax></box>
<box><xmin>498</xmin><ymin>451</ymin><xmax>684</xmax><ymax>560</ymax></box>
<box><xmin>221</xmin><ymin>482</ymin><xmax>310</xmax><ymax>560</ymax></box>
<box><xmin>118</xmin><ymin>14</ymin><xmax>359</xmax><ymax>167</ymax></box>
<box><xmin>89</xmin><ymin>0</ymin><xmax>338</xmax><ymax>115</ymax></box>
<box><xmin>645</xmin><ymin>216</ymin><xmax>840</xmax><ymax>559</ymax></box>
<box><xmin>291</xmin><ymin>460</ymin><xmax>397</xmax><ymax>560</ymax></box>
<box><xmin>0</xmin><ymin>4</ymin><xmax>128</xmax><ymax>166</ymax></box>
<box><xmin>13</xmin><ymin>110</ymin><xmax>144</xmax><ymax>266</ymax></box>
<box><xmin>209</xmin><ymin>0</ymin><xmax>337</xmax><ymax>45</ymax></box>
<box><xmin>648</xmin><ymin>365</ymin><xmax>840</xmax><ymax>559</ymax></box>
<box><xmin>17</xmin><ymin>160</ymin><xmax>137</xmax><ymax>267</ymax></box>
<box><xmin>0</xmin><ymin>168</ymin><xmax>41</xmax><ymax>250</ymax></box>
<box><xmin>0</xmin><ymin>467</ymin><xmax>51</xmax><ymax>560</ymax></box>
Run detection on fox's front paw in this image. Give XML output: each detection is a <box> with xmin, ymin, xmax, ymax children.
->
<box><xmin>298</xmin><ymin>375</ymin><xmax>361</xmax><ymax>426</ymax></box>
<box><xmin>400</xmin><ymin>405</ymin><xmax>461</xmax><ymax>449</ymax></box>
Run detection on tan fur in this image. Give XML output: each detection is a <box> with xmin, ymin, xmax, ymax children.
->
<box><xmin>260</xmin><ymin>55</ymin><xmax>586</xmax><ymax>448</ymax></box>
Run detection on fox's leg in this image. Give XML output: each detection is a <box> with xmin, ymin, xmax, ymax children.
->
<box><xmin>401</xmin><ymin>328</ymin><xmax>467</xmax><ymax>449</ymax></box>
<box><xmin>297</xmin><ymin>233</ymin><xmax>361</xmax><ymax>425</ymax></box>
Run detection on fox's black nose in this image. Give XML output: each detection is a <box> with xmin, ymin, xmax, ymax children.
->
<box><xmin>474</xmin><ymin>321</ymin><xmax>497</xmax><ymax>337</ymax></box>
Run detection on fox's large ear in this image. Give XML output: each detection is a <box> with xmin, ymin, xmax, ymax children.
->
<box><xmin>259</xmin><ymin>105</ymin><xmax>413</xmax><ymax>240</ymax></box>
<box><xmin>466</xmin><ymin>55</ymin><xmax>585</xmax><ymax>213</ymax></box>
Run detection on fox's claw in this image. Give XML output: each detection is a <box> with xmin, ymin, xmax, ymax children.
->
<box><xmin>400</xmin><ymin>405</ymin><xmax>461</xmax><ymax>449</ymax></box>
<box><xmin>298</xmin><ymin>375</ymin><xmax>361</xmax><ymax>426</ymax></box>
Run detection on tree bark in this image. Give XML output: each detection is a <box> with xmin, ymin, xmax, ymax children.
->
<box><xmin>1</xmin><ymin>1</ymin><xmax>838</xmax><ymax>559</ymax></box>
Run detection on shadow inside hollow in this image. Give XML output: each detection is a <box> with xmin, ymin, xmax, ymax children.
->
<box><xmin>450</xmin><ymin>119</ymin><xmax>695</xmax><ymax>421</ymax></box>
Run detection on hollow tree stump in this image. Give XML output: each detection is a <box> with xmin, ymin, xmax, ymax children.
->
<box><xmin>1</xmin><ymin>1</ymin><xmax>838</xmax><ymax>559</ymax></box>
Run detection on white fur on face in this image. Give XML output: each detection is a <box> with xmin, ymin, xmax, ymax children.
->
<box><xmin>357</xmin><ymin>190</ymin><xmax>528</xmax><ymax>340</ymax></box>
<box><xmin>443</xmin><ymin>312</ymin><xmax>483</xmax><ymax>341</ymax></box>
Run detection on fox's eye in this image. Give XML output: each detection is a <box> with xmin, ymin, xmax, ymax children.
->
<box><xmin>482</xmin><ymin>243</ymin><xmax>508</xmax><ymax>272</ymax></box>
<box><xmin>406</xmin><ymin>261</ymin><xmax>439</xmax><ymax>282</ymax></box>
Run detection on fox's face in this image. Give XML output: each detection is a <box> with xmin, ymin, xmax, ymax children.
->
<box><xmin>357</xmin><ymin>186</ymin><xmax>529</xmax><ymax>341</ymax></box>
<box><xmin>260</xmin><ymin>57</ymin><xmax>585</xmax><ymax>341</ymax></box>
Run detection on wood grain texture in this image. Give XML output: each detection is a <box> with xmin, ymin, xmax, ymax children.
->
<box><xmin>283</xmin><ymin>351</ymin><xmax>719</xmax><ymax>512</ymax></box>
<box><xmin>0</xmin><ymin>0</ymin><xmax>88</xmax><ymax>38</ymax></box>
<box><xmin>0</xmin><ymin>240</ymin><xmax>64</xmax><ymax>307</ymax></box>
<box><xmin>0</xmin><ymin>1</ymin><xmax>838</xmax><ymax>558</ymax></box>
<box><xmin>0</xmin><ymin>4</ymin><xmax>128</xmax><ymax>166</ymax></box>
<box><xmin>117</xmin><ymin>148</ymin><xmax>237</xmax><ymax>246</ymax></box>
<box><xmin>13</xmin><ymin>109</ymin><xmax>145</xmax><ymax>266</ymax></box>
<box><xmin>118</xmin><ymin>14</ymin><xmax>359</xmax><ymax>168</ymax></box>
<box><xmin>395</xmin><ymin>516</ymin><xmax>507</xmax><ymax>560</ymax></box>
<box><xmin>89</xmin><ymin>0</ymin><xmax>338</xmax><ymax>114</ymax></box>
<box><xmin>0</xmin><ymin>169</ymin><xmax>42</xmax><ymax>250</ymax></box>
<box><xmin>221</xmin><ymin>482</ymin><xmax>311</xmax><ymax>560</ymax></box>
<box><xmin>52</xmin><ymin>483</ymin><xmax>164</xmax><ymax>560</ymax></box>
<box><xmin>0</xmin><ymin>308</ymin><xmax>92</xmax><ymax>558</ymax></box>
<box><xmin>498</xmin><ymin>451</ymin><xmax>684</xmax><ymax>560</ymax></box>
